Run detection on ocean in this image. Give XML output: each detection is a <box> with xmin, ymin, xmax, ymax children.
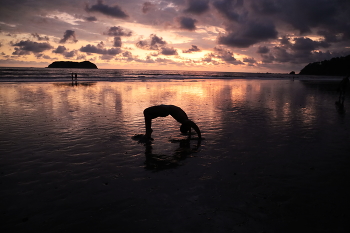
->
<box><xmin>0</xmin><ymin>66</ymin><xmax>340</xmax><ymax>82</ymax></box>
<box><xmin>1</xmin><ymin>67</ymin><xmax>349</xmax><ymax>232</ymax></box>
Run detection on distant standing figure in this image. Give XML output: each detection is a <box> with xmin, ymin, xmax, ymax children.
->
<box><xmin>143</xmin><ymin>105</ymin><xmax>201</xmax><ymax>139</ymax></box>
<box><xmin>71</xmin><ymin>72</ymin><xmax>74</xmax><ymax>81</ymax></box>
<box><xmin>338</xmin><ymin>75</ymin><xmax>349</xmax><ymax>103</ymax></box>
<box><xmin>75</xmin><ymin>73</ymin><xmax>78</xmax><ymax>80</ymax></box>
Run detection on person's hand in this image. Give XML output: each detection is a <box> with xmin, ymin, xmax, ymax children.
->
<box><xmin>132</xmin><ymin>134</ymin><xmax>153</xmax><ymax>143</ymax></box>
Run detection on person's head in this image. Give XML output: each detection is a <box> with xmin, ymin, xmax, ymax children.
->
<box><xmin>180</xmin><ymin>121</ymin><xmax>191</xmax><ymax>134</ymax></box>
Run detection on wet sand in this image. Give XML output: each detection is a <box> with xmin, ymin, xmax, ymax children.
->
<box><xmin>1</xmin><ymin>79</ymin><xmax>349</xmax><ymax>232</ymax></box>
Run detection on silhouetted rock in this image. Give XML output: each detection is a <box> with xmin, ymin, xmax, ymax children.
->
<box><xmin>289</xmin><ymin>71</ymin><xmax>295</xmax><ymax>75</ymax></box>
<box><xmin>299</xmin><ymin>55</ymin><xmax>350</xmax><ymax>75</ymax></box>
<box><xmin>47</xmin><ymin>61</ymin><xmax>98</xmax><ymax>69</ymax></box>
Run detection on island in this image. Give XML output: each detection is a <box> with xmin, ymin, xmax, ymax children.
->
<box><xmin>299</xmin><ymin>55</ymin><xmax>350</xmax><ymax>76</ymax></box>
<box><xmin>47</xmin><ymin>61</ymin><xmax>98</xmax><ymax>69</ymax></box>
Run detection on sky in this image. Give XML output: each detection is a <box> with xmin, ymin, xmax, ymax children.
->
<box><xmin>0</xmin><ymin>0</ymin><xmax>349</xmax><ymax>73</ymax></box>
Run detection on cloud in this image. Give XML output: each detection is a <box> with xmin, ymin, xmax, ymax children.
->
<box><xmin>177</xmin><ymin>17</ymin><xmax>197</xmax><ymax>31</ymax></box>
<box><xmin>12</xmin><ymin>40</ymin><xmax>52</xmax><ymax>55</ymax></box>
<box><xmin>213</xmin><ymin>46</ymin><xmax>243</xmax><ymax>65</ymax></box>
<box><xmin>59</xmin><ymin>30</ymin><xmax>78</xmax><ymax>43</ymax></box>
<box><xmin>218</xmin><ymin>20</ymin><xmax>278</xmax><ymax>48</ymax></box>
<box><xmin>243</xmin><ymin>57</ymin><xmax>257</xmax><ymax>65</ymax></box>
<box><xmin>184</xmin><ymin>0</ymin><xmax>210</xmax><ymax>15</ymax></box>
<box><xmin>183</xmin><ymin>45</ymin><xmax>201</xmax><ymax>53</ymax></box>
<box><xmin>142</xmin><ymin>2</ymin><xmax>156</xmax><ymax>14</ymax></box>
<box><xmin>160</xmin><ymin>47</ymin><xmax>178</xmax><ymax>55</ymax></box>
<box><xmin>85</xmin><ymin>16</ymin><xmax>98</xmax><ymax>22</ymax></box>
<box><xmin>52</xmin><ymin>45</ymin><xmax>67</xmax><ymax>54</ymax></box>
<box><xmin>113</xmin><ymin>37</ymin><xmax>122</xmax><ymax>47</ymax></box>
<box><xmin>259</xmin><ymin>35</ymin><xmax>335</xmax><ymax>64</ymax></box>
<box><xmin>80</xmin><ymin>44</ymin><xmax>122</xmax><ymax>56</ymax></box>
<box><xmin>104</xmin><ymin>26</ymin><xmax>132</xmax><ymax>37</ymax></box>
<box><xmin>292</xmin><ymin>37</ymin><xmax>330</xmax><ymax>51</ymax></box>
<box><xmin>250</xmin><ymin>0</ymin><xmax>279</xmax><ymax>15</ymax></box>
<box><xmin>136</xmin><ymin>34</ymin><xmax>167</xmax><ymax>50</ymax></box>
<box><xmin>35</xmin><ymin>53</ymin><xmax>52</xmax><ymax>59</ymax></box>
<box><xmin>213</xmin><ymin>0</ymin><xmax>243</xmax><ymax>22</ymax></box>
<box><xmin>52</xmin><ymin>45</ymin><xmax>77</xmax><ymax>58</ymax></box>
<box><xmin>62</xmin><ymin>50</ymin><xmax>76</xmax><ymax>58</ymax></box>
<box><xmin>32</xmin><ymin>33</ymin><xmax>49</xmax><ymax>41</ymax></box>
<box><xmin>85</xmin><ymin>0</ymin><xmax>128</xmax><ymax>19</ymax></box>
<box><xmin>257</xmin><ymin>46</ymin><xmax>270</xmax><ymax>54</ymax></box>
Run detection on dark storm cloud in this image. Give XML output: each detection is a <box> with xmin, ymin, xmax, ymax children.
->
<box><xmin>250</xmin><ymin>0</ymin><xmax>279</xmax><ymax>15</ymax></box>
<box><xmin>136</xmin><ymin>34</ymin><xmax>167</xmax><ymax>50</ymax></box>
<box><xmin>31</xmin><ymin>33</ymin><xmax>49</xmax><ymax>41</ymax></box>
<box><xmin>104</xmin><ymin>26</ymin><xmax>132</xmax><ymax>37</ymax></box>
<box><xmin>59</xmin><ymin>30</ymin><xmax>78</xmax><ymax>44</ymax></box>
<box><xmin>85</xmin><ymin>0</ymin><xmax>128</xmax><ymax>19</ymax></box>
<box><xmin>184</xmin><ymin>0</ymin><xmax>210</xmax><ymax>15</ymax></box>
<box><xmin>80</xmin><ymin>44</ymin><xmax>122</xmax><ymax>55</ymax></box>
<box><xmin>280</xmin><ymin>36</ymin><xmax>290</xmax><ymax>46</ymax></box>
<box><xmin>259</xmin><ymin>35</ymin><xmax>337</xmax><ymax>64</ymax></box>
<box><xmin>277</xmin><ymin>0</ymin><xmax>338</xmax><ymax>34</ymax></box>
<box><xmin>213</xmin><ymin>0</ymin><xmax>243</xmax><ymax>22</ymax></box>
<box><xmin>292</xmin><ymin>37</ymin><xmax>330</xmax><ymax>51</ymax></box>
<box><xmin>160</xmin><ymin>47</ymin><xmax>178</xmax><ymax>55</ymax></box>
<box><xmin>261</xmin><ymin>53</ymin><xmax>275</xmax><ymax>63</ymax></box>
<box><xmin>183</xmin><ymin>45</ymin><xmax>201</xmax><ymax>53</ymax></box>
<box><xmin>113</xmin><ymin>37</ymin><xmax>122</xmax><ymax>47</ymax></box>
<box><xmin>218</xmin><ymin>20</ymin><xmax>278</xmax><ymax>48</ymax></box>
<box><xmin>178</xmin><ymin>17</ymin><xmax>197</xmax><ymax>31</ymax></box>
<box><xmin>12</xmin><ymin>40</ymin><xmax>52</xmax><ymax>55</ymax></box>
<box><xmin>271</xmin><ymin>47</ymin><xmax>292</xmax><ymax>63</ymax></box>
<box><xmin>249</xmin><ymin>0</ymin><xmax>350</xmax><ymax>41</ymax></box>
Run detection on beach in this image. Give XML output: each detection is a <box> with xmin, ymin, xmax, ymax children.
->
<box><xmin>1</xmin><ymin>78</ymin><xmax>349</xmax><ymax>232</ymax></box>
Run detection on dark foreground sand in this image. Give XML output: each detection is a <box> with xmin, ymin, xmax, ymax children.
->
<box><xmin>1</xmin><ymin>79</ymin><xmax>349</xmax><ymax>233</ymax></box>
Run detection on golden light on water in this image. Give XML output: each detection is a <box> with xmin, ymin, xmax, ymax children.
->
<box><xmin>0</xmin><ymin>79</ymin><xmax>324</xmax><ymax>136</ymax></box>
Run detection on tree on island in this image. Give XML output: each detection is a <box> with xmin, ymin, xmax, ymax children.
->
<box><xmin>299</xmin><ymin>55</ymin><xmax>350</xmax><ymax>76</ymax></box>
<box><xmin>47</xmin><ymin>61</ymin><xmax>98</xmax><ymax>69</ymax></box>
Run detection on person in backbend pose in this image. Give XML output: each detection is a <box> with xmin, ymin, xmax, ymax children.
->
<box><xmin>143</xmin><ymin>105</ymin><xmax>201</xmax><ymax>140</ymax></box>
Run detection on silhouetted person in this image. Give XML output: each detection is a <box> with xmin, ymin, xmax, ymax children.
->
<box><xmin>75</xmin><ymin>73</ymin><xmax>78</xmax><ymax>80</ymax></box>
<box><xmin>143</xmin><ymin>105</ymin><xmax>201</xmax><ymax>140</ymax></box>
<box><xmin>338</xmin><ymin>75</ymin><xmax>349</xmax><ymax>103</ymax></box>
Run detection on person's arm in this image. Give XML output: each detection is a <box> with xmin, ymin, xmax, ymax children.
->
<box><xmin>145</xmin><ymin>116</ymin><xmax>153</xmax><ymax>138</ymax></box>
<box><xmin>143</xmin><ymin>108</ymin><xmax>154</xmax><ymax>138</ymax></box>
<box><xmin>189</xmin><ymin>121</ymin><xmax>201</xmax><ymax>139</ymax></box>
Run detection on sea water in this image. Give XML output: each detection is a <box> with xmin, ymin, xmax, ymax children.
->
<box><xmin>0</xmin><ymin>68</ymin><xmax>349</xmax><ymax>232</ymax></box>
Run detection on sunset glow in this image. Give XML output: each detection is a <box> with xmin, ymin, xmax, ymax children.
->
<box><xmin>1</xmin><ymin>0</ymin><xmax>349</xmax><ymax>72</ymax></box>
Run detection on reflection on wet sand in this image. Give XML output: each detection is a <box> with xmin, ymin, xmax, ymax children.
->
<box><xmin>53</xmin><ymin>82</ymin><xmax>96</xmax><ymax>87</ymax></box>
<box><xmin>1</xmin><ymin>79</ymin><xmax>350</xmax><ymax>233</ymax></box>
<box><xmin>144</xmin><ymin>139</ymin><xmax>201</xmax><ymax>171</ymax></box>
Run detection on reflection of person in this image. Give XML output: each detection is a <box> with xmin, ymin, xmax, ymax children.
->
<box><xmin>144</xmin><ymin>138</ymin><xmax>201</xmax><ymax>170</ymax></box>
<box><xmin>143</xmin><ymin>105</ymin><xmax>201</xmax><ymax>139</ymax></box>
